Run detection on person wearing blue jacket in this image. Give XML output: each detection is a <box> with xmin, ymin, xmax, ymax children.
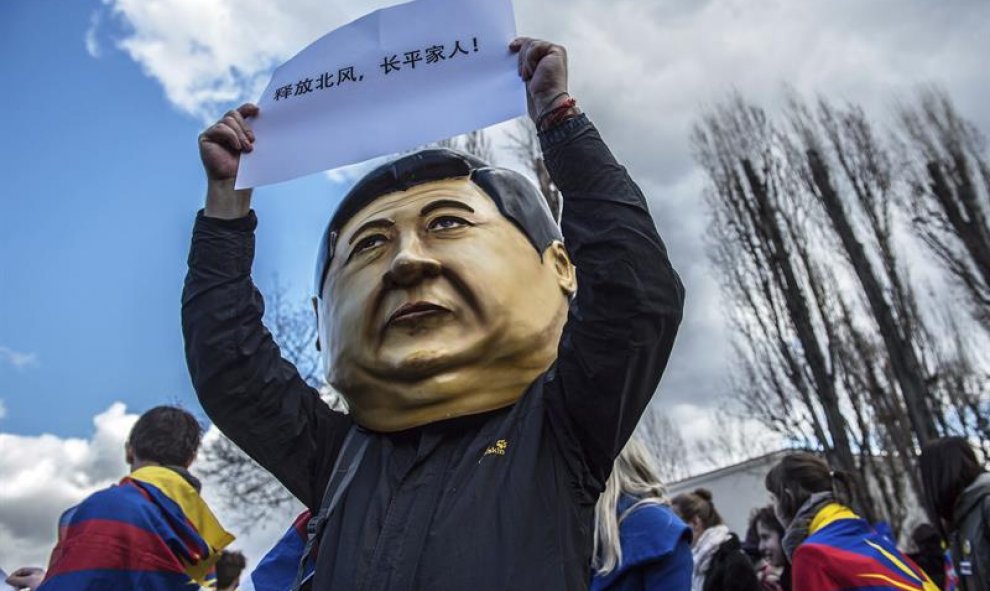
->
<box><xmin>591</xmin><ymin>438</ymin><xmax>693</xmax><ymax>591</ymax></box>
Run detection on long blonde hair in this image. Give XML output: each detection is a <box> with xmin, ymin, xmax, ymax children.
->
<box><xmin>593</xmin><ymin>437</ymin><xmax>670</xmax><ymax>575</ymax></box>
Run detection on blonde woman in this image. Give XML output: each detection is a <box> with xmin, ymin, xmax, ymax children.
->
<box><xmin>591</xmin><ymin>438</ymin><xmax>693</xmax><ymax>591</ymax></box>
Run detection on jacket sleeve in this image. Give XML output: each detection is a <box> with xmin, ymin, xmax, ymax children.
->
<box><xmin>181</xmin><ymin>211</ymin><xmax>352</xmax><ymax>509</ymax></box>
<box><xmin>540</xmin><ymin>115</ymin><xmax>685</xmax><ymax>492</ymax></box>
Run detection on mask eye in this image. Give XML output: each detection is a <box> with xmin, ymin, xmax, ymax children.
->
<box><xmin>348</xmin><ymin>234</ymin><xmax>387</xmax><ymax>262</ymax></box>
<box><xmin>428</xmin><ymin>215</ymin><xmax>471</xmax><ymax>231</ymax></box>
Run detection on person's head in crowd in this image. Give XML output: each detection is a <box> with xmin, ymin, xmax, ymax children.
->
<box><xmin>593</xmin><ymin>437</ymin><xmax>670</xmax><ymax>574</ymax></box>
<box><xmin>312</xmin><ymin>148</ymin><xmax>576</xmax><ymax>432</ymax></box>
<box><xmin>919</xmin><ymin>436</ymin><xmax>986</xmax><ymax>535</ymax></box>
<box><xmin>124</xmin><ymin>405</ymin><xmax>204</xmax><ymax>470</ymax></box>
<box><xmin>741</xmin><ymin>513</ymin><xmax>760</xmax><ymax>563</ymax></box>
<box><xmin>215</xmin><ymin>550</ymin><xmax>247</xmax><ymax>591</ymax></box>
<box><xmin>671</xmin><ymin>488</ymin><xmax>723</xmax><ymax>546</ymax></box>
<box><xmin>751</xmin><ymin>505</ymin><xmax>786</xmax><ymax>567</ymax></box>
<box><xmin>906</xmin><ymin>522</ymin><xmax>948</xmax><ymax>590</ymax></box>
<box><xmin>910</xmin><ymin>523</ymin><xmax>941</xmax><ymax>555</ymax></box>
<box><xmin>764</xmin><ymin>452</ymin><xmax>851</xmax><ymax>527</ymax></box>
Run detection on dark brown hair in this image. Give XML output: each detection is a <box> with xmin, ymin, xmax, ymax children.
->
<box><xmin>215</xmin><ymin>550</ymin><xmax>247</xmax><ymax>590</ymax></box>
<box><xmin>919</xmin><ymin>437</ymin><xmax>985</xmax><ymax>536</ymax></box>
<box><xmin>764</xmin><ymin>452</ymin><xmax>852</xmax><ymax>523</ymax></box>
<box><xmin>128</xmin><ymin>406</ymin><xmax>203</xmax><ymax>467</ymax></box>
<box><xmin>751</xmin><ymin>504</ymin><xmax>784</xmax><ymax>538</ymax></box>
<box><xmin>671</xmin><ymin>488</ymin><xmax>723</xmax><ymax>529</ymax></box>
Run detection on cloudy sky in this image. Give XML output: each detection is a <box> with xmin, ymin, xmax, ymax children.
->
<box><xmin>2</xmin><ymin>0</ymin><xmax>988</xmax><ymax>571</ymax></box>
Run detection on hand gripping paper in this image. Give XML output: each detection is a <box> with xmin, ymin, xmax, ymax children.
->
<box><xmin>236</xmin><ymin>0</ymin><xmax>526</xmax><ymax>189</ymax></box>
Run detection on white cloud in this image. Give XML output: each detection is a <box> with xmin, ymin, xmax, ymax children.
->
<box><xmin>0</xmin><ymin>403</ymin><xmax>135</xmax><ymax>568</ymax></box>
<box><xmin>0</xmin><ymin>346</ymin><xmax>39</xmax><ymax>370</ymax></box>
<box><xmin>84</xmin><ymin>11</ymin><xmax>102</xmax><ymax>58</ymax></box>
<box><xmin>91</xmin><ymin>0</ymin><xmax>990</xmax><ymax>411</ymax></box>
<box><xmin>0</xmin><ymin>405</ymin><xmax>301</xmax><ymax>572</ymax></box>
<box><xmin>666</xmin><ymin>401</ymin><xmax>786</xmax><ymax>471</ymax></box>
<box><xmin>96</xmin><ymin>0</ymin><xmax>363</xmax><ymax>121</ymax></box>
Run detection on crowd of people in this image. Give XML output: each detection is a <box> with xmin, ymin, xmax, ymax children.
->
<box><xmin>589</xmin><ymin>437</ymin><xmax>989</xmax><ymax>591</ymax></box>
<box><xmin>6</xmin><ymin>414</ymin><xmax>986</xmax><ymax>591</ymax></box>
<box><xmin>4</xmin><ymin>33</ymin><xmax>989</xmax><ymax>591</ymax></box>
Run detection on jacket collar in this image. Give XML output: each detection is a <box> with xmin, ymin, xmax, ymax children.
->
<box><xmin>954</xmin><ymin>472</ymin><xmax>990</xmax><ymax>523</ymax></box>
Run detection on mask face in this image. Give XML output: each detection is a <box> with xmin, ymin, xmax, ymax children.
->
<box><xmin>320</xmin><ymin>178</ymin><xmax>575</xmax><ymax>431</ymax></box>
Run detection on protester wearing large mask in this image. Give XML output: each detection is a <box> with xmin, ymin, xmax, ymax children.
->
<box><xmin>183</xmin><ymin>36</ymin><xmax>684</xmax><ymax>590</ymax></box>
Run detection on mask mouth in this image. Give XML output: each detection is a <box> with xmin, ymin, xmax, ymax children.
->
<box><xmin>386</xmin><ymin>301</ymin><xmax>451</xmax><ymax>327</ymax></box>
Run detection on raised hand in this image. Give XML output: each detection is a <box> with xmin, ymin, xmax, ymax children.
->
<box><xmin>509</xmin><ymin>37</ymin><xmax>570</xmax><ymax>124</ymax></box>
<box><xmin>198</xmin><ymin>103</ymin><xmax>258</xmax><ymax>219</ymax></box>
<box><xmin>199</xmin><ymin>103</ymin><xmax>258</xmax><ymax>181</ymax></box>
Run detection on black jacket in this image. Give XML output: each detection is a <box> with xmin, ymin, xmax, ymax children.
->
<box><xmin>182</xmin><ymin>115</ymin><xmax>684</xmax><ymax>591</ymax></box>
<box><xmin>702</xmin><ymin>535</ymin><xmax>761</xmax><ymax>591</ymax></box>
<box><xmin>951</xmin><ymin>472</ymin><xmax>990</xmax><ymax>591</ymax></box>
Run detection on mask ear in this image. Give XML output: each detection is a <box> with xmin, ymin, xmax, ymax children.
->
<box><xmin>312</xmin><ymin>297</ymin><xmax>322</xmax><ymax>352</ymax></box>
<box><xmin>545</xmin><ymin>241</ymin><xmax>576</xmax><ymax>295</ymax></box>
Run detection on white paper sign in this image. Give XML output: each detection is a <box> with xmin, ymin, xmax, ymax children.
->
<box><xmin>236</xmin><ymin>0</ymin><xmax>526</xmax><ymax>189</ymax></box>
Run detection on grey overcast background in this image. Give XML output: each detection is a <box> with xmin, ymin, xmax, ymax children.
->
<box><xmin>85</xmin><ymin>0</ymin><xmax>990</xmax><ymax>424</ymax></box>
<box><xmin>2</xmin><ymin>0</ymin><xmax>989</xmax><ymax>571</ymax></box>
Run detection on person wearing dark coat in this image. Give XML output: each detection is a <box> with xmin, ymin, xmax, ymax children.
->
<box><xmin>671</xmin><ymin>489</ymin><xmax>760</xmax><ymax>591</ymax></box>
<box><xmin>920</xmin><ymin>437</ymin><xmax>990</xmax><ymax>591</ymax></box>
<box><xmin>183</xmin><ymin>36</ymin><xmax>684</xmax><ymax>591</ymax></box>
<box><xmin>906</xmin><ymin>523</ymin><xmax>947</xmax><ymax>590</ymax></box>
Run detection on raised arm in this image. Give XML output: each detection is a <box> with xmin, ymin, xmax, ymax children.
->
<box><xmin>511</xmin><ymin>39</ymin><xmax>685</xmax><ymax>487</ymax></box>
<box><xmin>182</xmin><ymin>105</ymin><xmax>351</xmax><ymax>508</ymax></box>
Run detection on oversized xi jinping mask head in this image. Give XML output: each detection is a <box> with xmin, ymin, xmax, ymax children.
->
<box><xmin>314</xmin><ymin>149</ymin><xmax>576</xmax><ymax>432</ymax></box>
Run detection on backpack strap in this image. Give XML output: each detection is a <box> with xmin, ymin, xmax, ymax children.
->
<box><xmin>290</xmin><ymin>425</ymin><xmax>370</xmax><ymax>591</ymax></box>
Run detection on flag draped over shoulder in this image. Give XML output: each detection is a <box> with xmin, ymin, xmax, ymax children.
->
<box><xmin>792</xmin><ymin>504</ymin><xmax>939</xmax><ymax>591</ymax></box>
<box><xmin>944</xmin><ymin>548</ymin><xmax>959</xmax><ymax>591</ymax></box>
<box><xmin>242</xmin><ymin>511</ymin><xmax>313</xmax><ymax>591</ymax></box>
<box><xmin>39</xmin><ymin>466</ymin><xmax>234</xmax><ymax>591</ymax></box>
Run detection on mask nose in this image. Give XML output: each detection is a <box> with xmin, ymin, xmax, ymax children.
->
<box><xmin>383</xmin><ymin>235</ymin><xmax>441</xmax><ymax>288</ymax></box>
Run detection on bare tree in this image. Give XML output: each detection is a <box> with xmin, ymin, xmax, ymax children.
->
<box><xmin>693</xmin><ymin>94</ymin><xmax>875</xmax><ymax>517</ymax></box>
<box><xmin>694</xmin><ymin>89</ymin><xmax>990</xmax><ymax>533</ymax></box>
<box><xmin>636</xmin><ymin>407</ymin><xmax>690</xmax><ymax>483</ymax></box>
<box><xmin>688</xmin><ymin>403</ymin><xmax>786</xmax><ymax>474</ymax></box>
<box><xmin>899</xmin><ymin>89</ymin><xmax>990</xmax><ymax>330</ymax></box>
<box><xmin>434</xmin><ymin>129</ymin><xmax>495</xmax><ymax>164</ymax></box>
<box><xmin>788</xmin><ymin>97</ymin><xmax>938</xmax><ymax>446</ymax></box>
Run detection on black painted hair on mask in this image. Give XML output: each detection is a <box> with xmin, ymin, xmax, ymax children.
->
<box><xmin>314</xmin><ymin>148</ymin><xmax>562</xmax><ymax>296</ymax></box>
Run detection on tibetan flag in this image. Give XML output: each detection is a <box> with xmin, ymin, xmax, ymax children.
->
<box><xmin>242</xmin><ymin>511</ymin><xmax>313</xmax><ymax>591</ymax></box>
<box><xmin>944</xmin><ymin>547</ymin><xmax>959</xmax><ymax>591</ymax></box>
<box><xmin>39</xmin><ymin>466</ymin><xmax>234</xmax><ymax>591</ymax></box>
<box><xmin>792</xmin><ymin>504</ymin><xmax>938</xmax><ymax>591</ymax></box>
